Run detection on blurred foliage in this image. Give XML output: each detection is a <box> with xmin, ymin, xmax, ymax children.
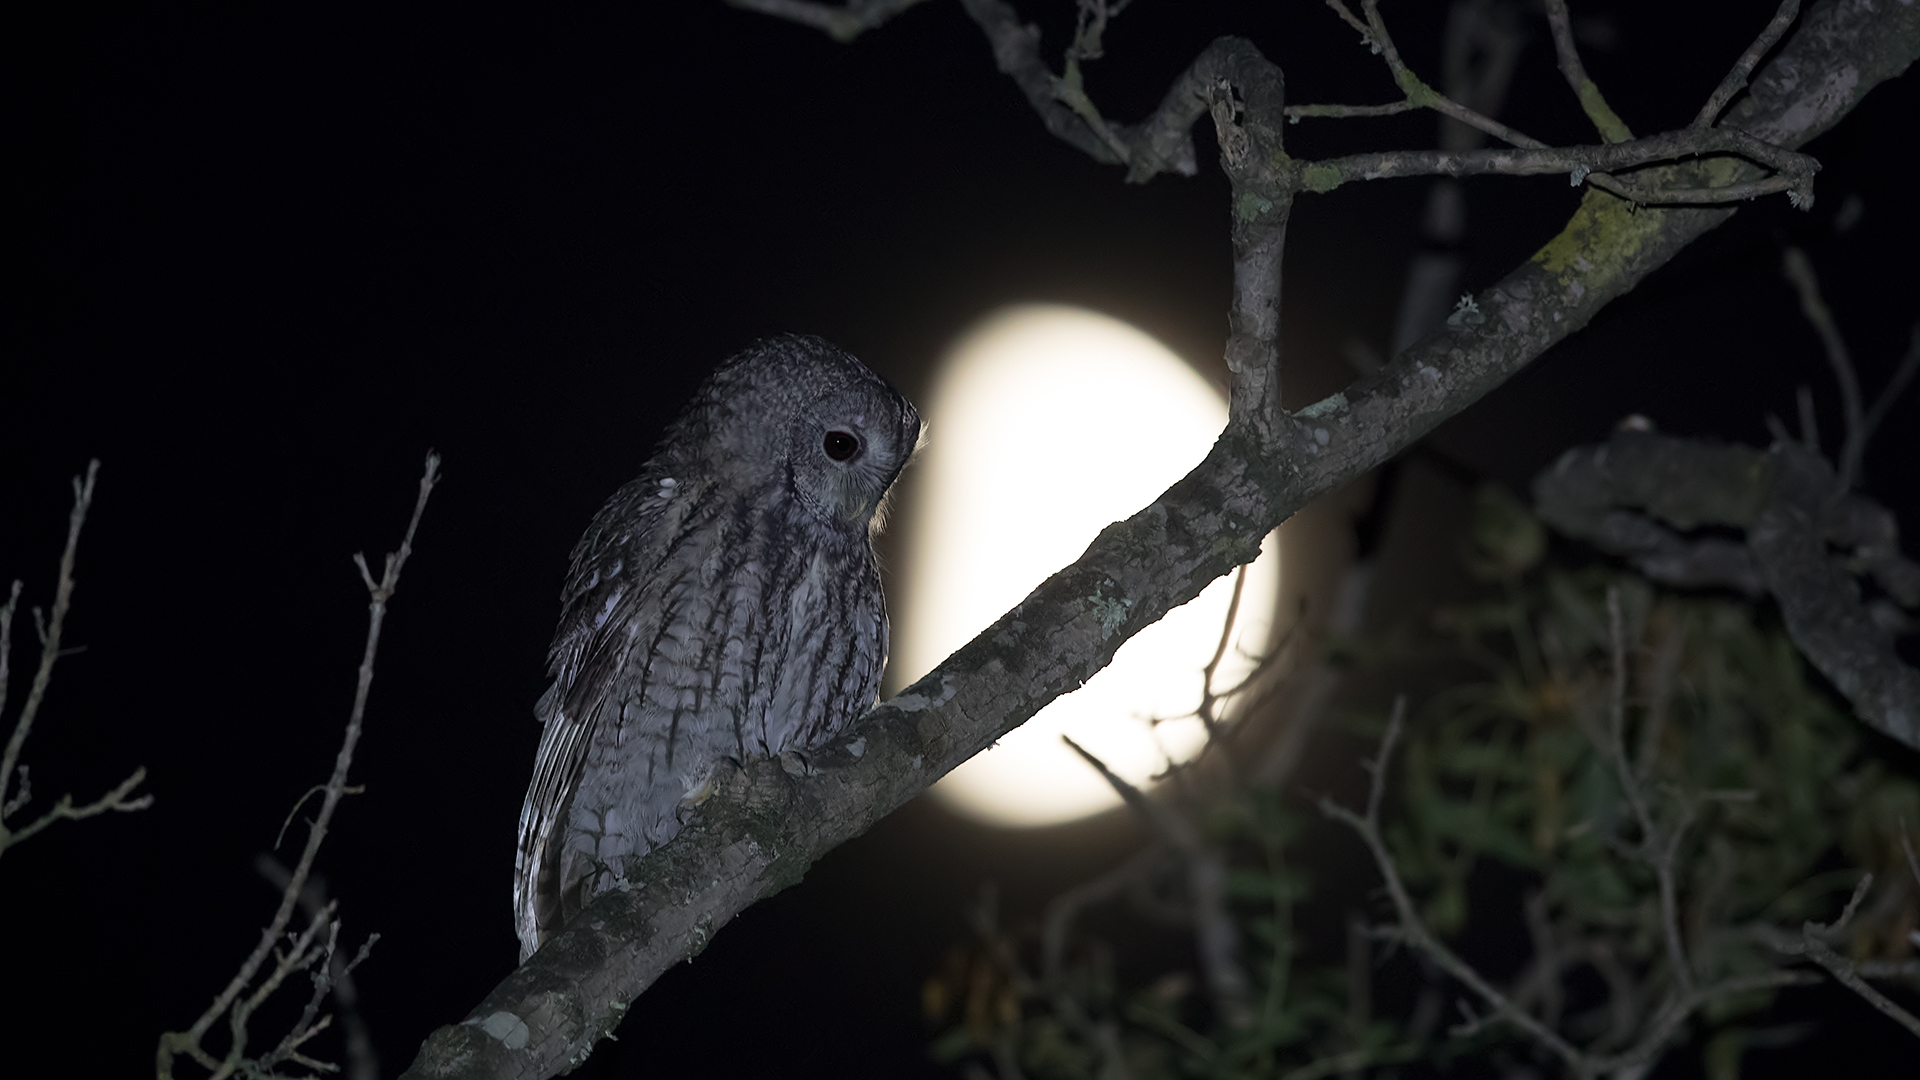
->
<box><xmin>924</xmin><ymin>485</ymin><xmax>1918</xmax><ymax>1079</ymax></box>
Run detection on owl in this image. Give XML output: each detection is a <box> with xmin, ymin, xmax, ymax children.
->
<box><xmin>514</xmin><ymin>334</ymin><xmax>921</xmax><ymax>961</ymax></box>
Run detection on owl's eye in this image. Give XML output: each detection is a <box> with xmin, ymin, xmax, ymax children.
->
<box><xmin>822</xmin><ymin>430</ymin><xmax>861</xmax><ymax>462</ymax></box>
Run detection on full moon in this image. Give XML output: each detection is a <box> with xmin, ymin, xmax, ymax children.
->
<box><xmin>896</xmin><ymin>304</ymin><xmax>1281</xmax><ymax>827</ymax></box>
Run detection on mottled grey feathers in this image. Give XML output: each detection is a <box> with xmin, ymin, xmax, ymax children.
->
<box><xmin>514</xmin><ymin>335</ymin><xmax>918</xmax><ymax>961</ymax></box>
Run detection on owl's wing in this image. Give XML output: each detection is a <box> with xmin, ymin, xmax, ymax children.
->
<box><xmin>513</xmin><ymin>477</ymin><xmax>674</xmax><ymax>961</ymax></box>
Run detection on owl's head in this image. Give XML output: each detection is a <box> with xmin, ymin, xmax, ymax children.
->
<box><xmin>703</xmin><ymin>335</ymin><xmax>921</xmax><ymax>535</ymax></box>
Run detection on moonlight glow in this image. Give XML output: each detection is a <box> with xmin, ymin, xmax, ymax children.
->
<box><xmin>898</xmin><ymin>305</ymin><xmax>1281</xmax><ymax>828</ymax></box>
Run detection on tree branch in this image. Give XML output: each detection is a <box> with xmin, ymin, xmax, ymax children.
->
<box><xmin>1291</xmin><ymin>125</ymin><xmax>1815</xmax><ymax>205</ymax></box>
<box><xmin>1064</xmin><ymin>736</ymin><xmax>1253</xmax><ymax>1029</ymax></box>
<box><xmin>159</xmin><ymin>452</ymin><xmax>441</xmax><ymax>1080</ymax></box>
<box><xmin>401</xmin><ymin>4</ymin><xmax>1920</xmax><ymax>1076</ymax></box>
<box><xmin>0</xmin><ymin>460</ymin><xmax>152</xmax><ymax>861</ymax></box>
<box><xmin>725</xmin><ymin>0</ymin><xmax>932</xmax><ymax>43</ymax></box>
<box><xmin>1533</xmin><ymin>430</ymin><xmax>1920</xmax><ymax>750</ymax></box>
<box><xmin>1766</xmin><ymin>874</ymin><xmax>1920</xmax><ymax>1039</ymax></box>
<box><xmin>1696</xmin><ymin>0</ymin><xmax>1802</xmax><ymax>129</ymax></box>
<box><xmin>1319</xmin><ymin>699</ymin><xmax>1587</xmax><ymax>1070</ymax></box>
<box><xmin>1544</xmin><ymin>0</ymin><xmax>1634</xmax><ymax>142</ymax></box>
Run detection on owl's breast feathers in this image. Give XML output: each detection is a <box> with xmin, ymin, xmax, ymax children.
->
<box><xmin>514</xmin><ymin>466</ymin><xmax>886</xmax><ymax>959</ymax></box>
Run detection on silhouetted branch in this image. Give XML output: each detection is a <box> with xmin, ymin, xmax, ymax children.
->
<box><xmin>1065</xmin><ymin>736</ymin><xmax>1253</xmax><ymax>1029</ymax></box>
<box><xmin>0</xmin><ymin>460</ymin><xmax>150</xmax><ymax>861</ymax></box>
<box><xmin>158</xmin><ymin>452</ymin><xmax>440</xmax><ymax>1080</ymax></box>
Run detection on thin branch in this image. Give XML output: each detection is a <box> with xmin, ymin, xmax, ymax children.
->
<box><xmin>0</xmin><ymin>460</ymin><xmax>150</xmax><ymax>861</ymax></box>
<box><xmin>725</xmin><ymin>0</ymin><xmax>932</xmax><ymax>43</ymax></box>
<box><xmin>1859</xmin><ymin>321</ymin><xmax>1920</xmax><ymax>452</ymax></box>
<box><xmin>1605</xmin><ymin>588</ymin><xmax>1693</xmax><ymax>996</ymax></box>
<box><xmin>1063</xmin><ymin>736</ymin><xmax>1253</xmax><ymax>1028</ymax></box>
<box><xmin>257</xmin><ymin>855</ymin><xmax>381</xmax><ymax>1080</ymax></box>
<box><xmin>1767</xmin><ymin>874</ymin><xmax>1920</xmax><ymax>1040</ymax></box>
<box><xmin>1798</xmin><ymin>935</ymin><xmax>1920</xmax><ymax>1038</ymax></box>
<box><xmin>0</xmin><ymin>766</ymin><xmax>152</xmax><ymax>853</ymax></box>
<box><xmin>1294</xmin><ymin>125</ymin><xmax>1815</xmax><ymax>207</ymax></box>
<box><xmin>1782</xmin><ymin>247</ymin><xmax>1866</xmax><ymax>491</ymax></box>
<box><xmin>1317</xmin><ymin>0</ymin><xmax>1822</xmax><ymax>208</ymax></box>
<box><xmin>1696</xmin><ymin>0</ymin><xmax>1802</xmax><ymax>129</ymax></box>
<box><xmin>1318</xmin><ymin>697</ymin><xmax>1588</xmax><ymax>1070</ymax></box>
<box><xmin>158</xmin><ymin>451</ymin><xmax>440</xmax><ymax>1080</ymax></box>
<box><xmin>1589</xmin><ymin>970</ymin><xmax>1818</xmax><ymax>1076</ymax></box>
<box><xmin>1543</xmin><ymin>0</ymin><xmax>1632</xmax><ymax>142</ymax></box>
<box><xmin>952</xmin><ymin>0</ymin><xmax>1133</xmax><ymax>169</ymax></box>
<box><xmin>1325</xmin><ymin>0</ymin><xmax>1547</xmax><ymax>153</ymax></box>
<box><xmin>1324</xmin><ymin>695</ymin><xmax>1828</xmax><ymax>1076</ymax></box>
<box><xmin>1284</xmin><ymin>100</ymin><xmax>1417</xmax><ymax>121</ymax></box>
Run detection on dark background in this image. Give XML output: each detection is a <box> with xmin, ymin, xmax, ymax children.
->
<box><xmin>4</xmin><ymin>2</ymin><xmax>1915</xmax><ymax>1077</ymax></box>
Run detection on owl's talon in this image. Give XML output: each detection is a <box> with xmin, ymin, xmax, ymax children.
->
<box><xmin>779</xmin><ymin>749</ymin><xmax>816</xmax><ymax>778</ymax></box>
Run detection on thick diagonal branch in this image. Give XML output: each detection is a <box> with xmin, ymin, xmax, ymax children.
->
<box><xmin>401</xmin><ymin>4</ymin><xmax>1920</xmax><ymax>1077</ymax></box>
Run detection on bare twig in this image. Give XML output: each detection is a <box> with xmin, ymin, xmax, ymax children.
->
<box><xmin>1696</xmin><ymin>0</ymin><xmax>1802</xmax><ymax>129</ymax></box>
<box><xmin>0</xmin><ymin>460</ymin><xmax>151</xmax><ymax>861</ymax></box>
<box><xmin>1390</xmin><ymin>0</ymin><xmax>1524</xmax><ymax>354</ymax></box>
<box><xmin>1195</xmin><ymin>566</ymin><xmax>1250</xmax><ymax>739</ymax></box>
<box><xmin>158</xmin><ymin>451</ymin><xmax>440</xmax><ymax>1080</ymax></box>
<box><xmin>258</xmin><ymin>855</ymin><xmax>381</xmax><ymax>1080</ymax></box>
<box><xmin>725</xmin><ymin>0</ymin><xmax>932</xmax><ymax>43</ymax></box>
<box><xmin>1604</xmin><ymin>588</ymin><xmax>1694</xmax><ymax>996</ymax></box>
<box><xmin>1543</xmin><ymin>0</ymin><xmax>1632</xmax><ymax>142</ymax></box>
<box><xmin>1782</xmin><ymin>247</ymin><xmax>1866</xmax><ymax>491</ymax></box>
<box><xmin>1034</xmin><ymin>845</ymin><xmax>1157</xmax><ymax>1080</ymax></box>
<box><xmin>1319</xmin><ymin>697</ymin><xmax>1588</xmax><ymax>1069</ymax></box>
<box><xmin>1313</xmin><ymin>1</ymin><xmax>1817</xmax><ymax>208</ymax></box>
<box><xmin>1767</xmin><ymin>874</ymin><xmax>1920</xmax><ymax>1039</ymax></box>
<box><xmin>1589</xmin><ymin>970</ymin><xmax>1818</xmax><ymax>1076</ymax></box>
<box><xmin>1063</xmin><ymin>736</ymin><xmax>1253</xmax><ymax>1028</ymax></box>
<box><xmin>1322</xmin><ymin>690</ymin><xmax>1811</xmax><ymax>1077</ymax></box>
<box><xmin>1324</xmin><ymin>0</ymin><xmax>1546</xmax><ymax>153</ymax></box>
<box><xmin>1295</xmin><ymin>125</ymin><xmax>1815</xmax><ymax>206</ymax></box>
<box><xmin>1859</xmin><ymin>321</ymin><xmax>1920</xmax><ymax>454</ymax></box>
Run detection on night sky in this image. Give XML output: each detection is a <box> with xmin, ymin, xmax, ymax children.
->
<box><xmin>5</xmin><ymin>2</ymin><xmax>1917</xmax><ymax>1077</ymax></box>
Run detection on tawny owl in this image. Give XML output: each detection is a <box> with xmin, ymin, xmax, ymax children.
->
<box><xmin>514</xmin><ymin>334</ymin><xmax>920</xmax><ymax>961</ymax></box>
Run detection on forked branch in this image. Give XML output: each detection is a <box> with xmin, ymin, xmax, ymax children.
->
<box><xmin>0</xmin><ymin>460</ymin><xmax>151</xmax><ymax>861</ymax></box>
<box><xmin>158</xmin><ymin>452</ymin><xmax>441</xmax><ymax>1080</ymax></box>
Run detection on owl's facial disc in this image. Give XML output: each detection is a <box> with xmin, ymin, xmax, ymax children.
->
<box><xmin>789</xmin><ymin>391</ymin><xmax>911</xmax><ymax>529</ymax></box>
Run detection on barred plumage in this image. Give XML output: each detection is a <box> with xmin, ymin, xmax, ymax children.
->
<box><xmin>514</xmin><ymin>335</ymin><xmax>920</xmax><ymax>961</ymax></box>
